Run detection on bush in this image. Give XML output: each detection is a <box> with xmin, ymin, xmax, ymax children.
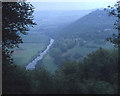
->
<box><xmin>3</xmin><ymin>48</ymin><xmax>118</xmax><ymax>94</ymax></box>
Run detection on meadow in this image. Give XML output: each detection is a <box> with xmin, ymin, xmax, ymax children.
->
<box><xmin>12</xmin><ymin>9</ymin><xmax>115</xmax><ymax>73</ymax></box>
<box><xmin>12</xmin><ymin>31</ymin><xmax>114</xmax><ymax>74</ymax></box>
<box><xmin>12</xmin><ymin>32</ymin><xmax>50</xmax><ymax>67</ymax></box>
<box><xmin>35</xmin><ymin>38</ymin><xmax>114</xmax><ymax>73</ymax></box>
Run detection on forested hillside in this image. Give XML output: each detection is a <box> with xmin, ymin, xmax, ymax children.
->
<box><xmin>3</xmin><ymin>48</ymin><xmax>118</xmax><ymax>94</ymax></box>
<box><xmin>54</xmin><ymin>9</ymin><xmax>116</xmax><ymax>39</ymax></box>
<box><xmin>38</xmin><ymin>9</ymin><xmax>115</xmax><ymax>69</ymax></box>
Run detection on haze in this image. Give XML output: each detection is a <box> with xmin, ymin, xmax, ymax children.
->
<box><xmin>28</xmin><ymin>0</ymin><xmax>116</xmax><ymax>11</ymax></box>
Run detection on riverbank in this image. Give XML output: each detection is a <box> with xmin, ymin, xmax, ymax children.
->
<box><xmin>26</xmin><ymin>38</ymin><xmax>54</xmax><ymax>70</ymax></box>
<box><xmin>12</xmin><ymin>33</ymin><xmax>50</xmax><ymax>66</ymax></box>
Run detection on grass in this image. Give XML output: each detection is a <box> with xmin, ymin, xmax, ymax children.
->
<box><xmin>70</xmin><ymin>46</ymin><xmax>96</xmax><ymax>56</ymax></box>
<box><xmin>13</xmin><ymin>43</ymin><xmax>47</xmax><ymax>66</ymax></box>
<box><xmin>12</xmin><ymin>33</ymin><xmax>114</xmax><ymax>74</ymax></box>
<box><xmin>12</xmin><ymin>33</ymin><xmax>50</xmax><ymax>66</ymax></box>
<box><xmin>40</xmin><ymin>39</ymin><xmax>114</xmax><ymax>73</ymax></box>
<box><xmin>42</xmin><ymin>54</ymin><xmax>58</xmax><ymax>74</ymax></box>
<box><xmin>65</xmin><ymin>40</ymin><xmax>113</xmax><ymax>58</ymax></box>
<box><xmin>12</xmin><ymin>32</ymin><xmax>58</xmax><ymax>73</ymax></box>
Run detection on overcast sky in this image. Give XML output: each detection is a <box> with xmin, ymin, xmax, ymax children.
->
<box><xmin>28</xmin><ymin>0</ymin><xmax>117</xmax><ymax>2</ymax></box>
<box><xmin>27</xmin><ymin>0</ymin><xmax>117</xmax><ymax>10</ymax></box>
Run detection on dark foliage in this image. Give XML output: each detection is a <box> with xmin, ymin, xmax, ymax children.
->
<box><xmin>2</xmin><ymin>2</ymin><xmax>36</xmax><ymax>94</ymax></box>
<box><xmin>53</xmin><ymin>48</ymin><xmax>118</xmax><ymax>94</ymax></box>
<box><xmin>104</xmin><ymin>1</ymin><xmax>120</xmax><ymax>47</ymax></box>
<box><xmin>2</xmin><ymin>2</ymin><xmax>36</xmax><ymax>55</ymax></box>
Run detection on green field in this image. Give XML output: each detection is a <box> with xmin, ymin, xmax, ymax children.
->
<box><xmin>39</xmin><ymin>40</ymin><xmax>113</xmax><ymax>73</ymax></box>
<box><xmin>41</xmin><ymin>54</ymin><xmax>58</xmax><ymax>74</ymax></box>
<box><xmin>68</xmin><ymin>40</ymin><xmax>114</xmax><ymax>61</ymax></box>
<box><xmin>12</xmin><ymin>32</ymin><xmax>50</xmax><ymax>66</ymax></box>
<box><xmin>12</xmin><ymin>32</ymin><xmax>114</xmax><ymax>74</ymax></box>
<box><xmin>70</xmin><ymin>40</ymin><xmax>113</xmax><ymax>56</ymax></box>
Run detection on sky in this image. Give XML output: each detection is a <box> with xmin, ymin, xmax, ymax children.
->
<box><xmin>28</xmin><ymin>0</ymin><xmax>117</xmax><ymax>2</ymax></box>
<box><xmin>27</xmin><ymin>0</ymin><xmax>117</xmax><ymax>11</ymax></box>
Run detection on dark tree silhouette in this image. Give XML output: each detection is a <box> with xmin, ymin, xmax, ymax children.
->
<box><xmin>104</xmin><ymin>1</ymin><xmax>120</xmax><ymax>48</ymax></box>
<box><xmin>2</xmin><ymin>2</ymin><xmax>36</xmax><ymax>56</ymax></box>
<box><xmin>104</xmin><ymin>1</ymin><xmax>120</xmax><ymax>93</ymax></box>
<box><xmin>2</xmin><ymin>2</ymin><xmax>36</xmax><ymax>94</ymax></box>
<box><xmin>2</xmin><ymin>2</ymin><xmax>36</xmax><ymax>64</ymax></box>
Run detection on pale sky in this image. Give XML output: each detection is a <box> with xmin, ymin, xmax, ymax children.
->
<box><xmin>27</xmin><ymin>0</ymin><xmax>117</xmax><ymax>10</ymax></box>
<box><xmin>28</xmin><ymin>0</ymin><xmax>117</xmax><ymax>2</ymax></box>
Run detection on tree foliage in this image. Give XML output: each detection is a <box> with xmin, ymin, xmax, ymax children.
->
<box><xmin>2</xmin><ymin>2</ymin><xmax>36</xmax><ymax>94</ymax></box>
<box><xmin>2</xmin><ymin>2</ymin><xmax>36</xmax><ymax>56</ymax></box>
<box><xmin>104</xmin><ymin>1</ymin><xmax>120</xmax><ymax>47</ymax></box>
<box><xmin>53</xmin><ymin>48</ymin><xmax>118</xmax><ymax>94</ymax></box>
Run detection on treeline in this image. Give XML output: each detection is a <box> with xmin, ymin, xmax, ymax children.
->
<box><xmin>3</xmin><ymin>48</ymin><xmax>118</xmax><ymax>94</ymax></box>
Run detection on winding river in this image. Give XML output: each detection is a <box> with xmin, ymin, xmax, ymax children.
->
<box><xmin>26</xmin><ymin>38</ymin><xmax>54</xmax><ymax>70</ymax></box>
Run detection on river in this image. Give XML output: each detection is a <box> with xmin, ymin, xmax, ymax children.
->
<box><xmin>26</xmin><ymin>38</ymin><xmax>54</xmax><ymax>70</ymax></box>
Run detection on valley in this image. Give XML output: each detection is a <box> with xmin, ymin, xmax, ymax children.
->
<box><xmin>12</xmin><ymin>9</ymin><xmax>115</xmax><ymax>73</ymax></box>
<box><xmin>3</xmin><ymin>1</ymin><xmax>118</xmax><ymax>94</ymax></box>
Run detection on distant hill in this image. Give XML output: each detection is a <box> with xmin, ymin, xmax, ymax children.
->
<box><xmin>54</xmin><ymin>9</ymin><xmax>116</xmax><ymax>40</ymax></box>
<box><xmin>33</xmin><ymin>10</ymin><xmax>92</xmax><ymax>26</ymax></box>
<box><xmin>44</xmin><ymin>9</ymin><xmax>115</xmax><ymax>68</ymax></box>
<box><xmin>30</xmin><ymin>10</ymin><xmax>93</xmax><ymax>35</ymax></box>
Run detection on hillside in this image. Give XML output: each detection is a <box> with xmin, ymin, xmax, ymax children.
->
<box><xmin>40</xmin><ymin>9</ymin><xmax>115</xmax><ymax>68</ymax></box>
<box><xmin>30</xmin><ymin>10</ymin><xmax>92</xmax><ymax>38</ymax></box>
<box><xmin>54</xmin><ymin>9</ymin><xmax>116</xmax><ymax>39</ymax></box>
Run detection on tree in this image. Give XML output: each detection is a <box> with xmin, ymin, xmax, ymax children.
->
<box><xmin>2</xmin><ymin>1</ymin><xmax>36</xmax><ymax>94</ymax></box>
<box><xmin>104</xmin><ymin>2</ymin><xmax>120</xmax><ymax>93</ymax></box>
<box><xmin>2</xmin><ymin>2</ymin><xmax>36</xmax><ymax>59</ymax></box>
<box><xmin>104</xmin><ymin>1</ymin><xmax>120</xmax><ymax>47</ymax></box>
<box><xmin>53</xmin><ymin>48</ymin><xmax>118</xmax><ymax>94</ymax></box>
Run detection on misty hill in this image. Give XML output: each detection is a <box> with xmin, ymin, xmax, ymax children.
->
<box><xmin>54</xmin><ymin>9</ymin><xmax>116</xmax><ymax>39</ymax></box>
<box><xmin>30</xmin><ymin>10</ymin><xmax>93</xmax><ymax>33</ymax></box>
<box><xmin>46</xmin><ymin>9</ymin><xmax>115</xmax><ymax>67</ymax></box>
<box><xmin>33</xmin><ymin>10</ymin><xmax>92</xmax><ymax>25</ymax></box>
